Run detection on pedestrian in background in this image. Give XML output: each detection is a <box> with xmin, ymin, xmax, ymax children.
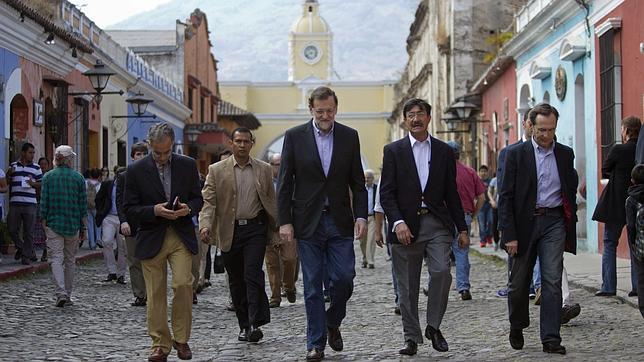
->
<box><xmin>7</xmin><ymin>142</ymin><xmax>42</xmax><ymax>265</ymax></box>
<box><xmin>499</xmin><ymin>103</ymin><xmax>577</xmax><ymax>355</ymax></box>
<box><xmin>477</xmin><ymin>165</ymin><xmax>493</xmax><ymax>247</ymax></box>
<box><xmin>123</xmin><ymin>123</ymin><xmax>203</xmax><ymax>361</ymax></box>
<box><xmin>85</xmin><ymin>168</ymin><xmax>102</xmax><ymax>250</ymax></box>
<box><xmin>200</xmin><ymin>128</ymin><xmax>277</xmax><ymax>343</ymax></box>
<box><xmin>625</xmin><ymin>163</ymin><xmax>644</xmax><ymax>317</ymax></box>
<box><xmin>278</xmin><ymin>86</ymin><xmax>367</xmax><ymax>361</ymax></box>
<box><xmin>39</xmin><ymin>145</ymin><xmax>87</xmax><ymax>307</ymax></box>
<box><xmin>34</xmin><ymin>157</ymin><xmax>50</xmax><ymax>262</ymax></box>
<box><xmin>117</xmin><ymin>142</ymin><xmax>149</xmax><ymax>307</ymax></box>
<box><xmin>358</xmin><ymin>169</ymin><xmax>378</xmax><ymax>269</ymax></box>
<box><xmin>592</xmin><ymin>115</ymin><xmax>640</xmax><ymax>297</ymax></box>
<box><xmin>96</xmin><ymin>167</ymin><xmax>127</xmax><ymax>284</ymax></box>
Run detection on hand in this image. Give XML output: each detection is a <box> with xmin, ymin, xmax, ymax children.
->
<box><xmin>200</xmin><ymin>227</ymin><xmax>211</xmax><ymax>243</ymax></box>
<box><xmin>174</xmin><ymin>202</ymin><xmax>190</xmax><ymax>218</ymax></box>
<box><xmin>458</xmin><ymin>231</ymin><xmax>470</xmax><ymax>249</ymax></box>
<box><xmin>79</xmin><ymin>228</ymin><xmax>86</xmax><ymax>241</ymax></box>
<box><xmin>120</xmin><ymin>222</ymin><xmax>131</xmax><ymax>236</ymax></box>
<box><xmin>6</xmin><ymin>167</ymin><xmax>14</xmax><ymax>176</ymax></box>
<box><xmin>505</xmin><ymin>240</ymin><xmax>518</xmax><ymax>256</ymax></box>
<box><xmin>154</xmin><ymin>203</ymin><xmax>177</xmax><ymax>220</ymax></box>
<box><xmin>490</xmin><ymin>200</ymin><xmax>497</xmax><ymax>209</ymax></box>
<box><xmin>395</xmin><ymin>222</ymin><xmax>414</xmax><ymax>246</ymax></box>
<box><xmin>279</xmin><ymin>224</ymin><xmax>294</xmax><ymax>243</ymax></box>
<box><xmin>354</xmin><ymin>219</ymin><xmax>367</xmax><ymax>239</ymax></box>
<box><xmin>374</xmin><ymin>230</ymin><xmax>385</xmax><ymax>248</ymax></box>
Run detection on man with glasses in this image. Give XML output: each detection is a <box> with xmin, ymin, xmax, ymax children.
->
<box><xmin>123</xmin><ymin>123</ymin><xmax>203</xmax><ymax>361</ymax></box>
<box><xmin>380</xmin><ymin>98</ymin><xmax>468</xmax><ymax>356</ymax></box>
<box><xmin>265</xmin><ymin>153</ymin><xmax>299</xmax><ymax>308</ymax></box>
<box><xmin>278</xmin><ymin>86</ymin><xmax>367</xmax><ymax>361</ymax></box>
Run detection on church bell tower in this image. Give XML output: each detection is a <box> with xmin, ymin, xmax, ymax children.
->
<box><xmin>288</xmin><ymin>0</ymin><xmax>333</xmax><ymax>81</ymax></box>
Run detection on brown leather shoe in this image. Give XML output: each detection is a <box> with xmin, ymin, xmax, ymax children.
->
<box><xmin>327</xmin><ymin>326</ymin><xmax>343</xmax><ymax>351</ymax></box>
<box><xmin>148</xmin><ymin>347</ymin><xmax>168</xmax><ymax>362</ymax></box>
<box><xmin>306</xmin><ymin>348</ymin><xmax>325</xmax><ymax>361</ymax></box>
<box><xmin>173</xmin><ymin>341</ymin><xmax>192</xmax><ymax>360</ymax></box>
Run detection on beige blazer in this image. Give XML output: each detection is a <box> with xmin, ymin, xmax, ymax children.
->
<box><xmin>198</xmin><ymin>156</ymin><xmax>278</xmax><ymax>252</ymax></box>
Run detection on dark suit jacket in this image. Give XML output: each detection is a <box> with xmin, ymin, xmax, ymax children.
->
<box><xmin>277</xmin><ymin>120</ymin><xmax>368</xmax><ymax>240</ymax></box>
<box><xmin>635</xmin><ymin>125</ymin><xmax>644</xmax><ymax>164</ymax></box>
<box><xmin>498</xmin><ymin>140</ymin><xmax>578</xmax><ymax>255</ymax></box>
<box><xmin>496</xmin><ymin>140</ymin><xmax>523</xmax><ymax>195</ymax></box>
<box><xmin>592</xmin><ymin>138</ymin><xmax>637</xmax><ymax>225</ymax></box>
<box><xmin>115</xmin><ymin>171</ymin><xmax>138</xmax><ymax>237</ymax></box>
<box><xmin>123</xmin><ymin>154</ymin><xmax>203</xmax><ymax>260</ymax></box>
<box><xmin>380</xmin><ymin>136</ymin><xmax>467</xmax><ymax>244</ymax></box>
<box><xmin>95</xmin><ymin>180</ymin><xmax>115</xmax><ymax>226</ymax></box>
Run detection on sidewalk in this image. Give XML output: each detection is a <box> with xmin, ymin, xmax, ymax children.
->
<box><xmin>472</xmin><ymin>240</ymin><xmax>638</xmax><ymax>309</ymax></box>
<box><xmin>0</xmin><ymin>246</ymin><xmax>102</xmax><ymax>281</ymax></box>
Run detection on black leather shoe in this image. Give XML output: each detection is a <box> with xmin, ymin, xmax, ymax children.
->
<box><xmin>238</xmin><ymin>329</ymin><xmax>249</xmax><ymax>342</ymax></box>
<box><xmin>425</xmin><ymin>325</ymin><xmax>448</xmax><ymax>352</ymax></box>
<box><xmin>595</xmin><ymin>291</ymin><xmax>616</xmax><ymax>296</ymax></box>
<box><xmin>116</xmin><ymin>276</ymin><xmax>126</xmax><ymax>284</ymax></box>
<box><xmin>131</xmin><ymin>297</ymin><xmax>147</xmax><ymax>307</ymax></box>
<box><xmin>21</xmin><ymin>257</ymin><xmax>31</xmax><ymax>265</ymax></box>
<box><xmin>102</xmin><ymin>274</ymin><xmax>117</xmax><ymax>282</ymax></box>
<box><xmin>368</xmin><ymin>264</ymin><xmax>374</xmax><ymax>269</ymax></box>
<box><xmin>192</xmin><ymin>292</ymin><xmax>197</xmax><ymax>305</ymax></box>
<box><xmin>248</xmin><ymin>326</ymin><xmax>263</xmax><ymax>342</ymax></box>
<box><xmin>394</xmin><ymin>306</ymin><xmax>401</xmax><ymax>315</ymax></box>
<box><xmin>399</xmin><ymin>340</ymin><xmax>418</xmax><ymax>356</ymax></box>
<box><xmin>14</xmin><ymin>248</ymin><xmax>22</xmax><ymax>260</ymax></box>
<box><xmin>306</xmin><ymin>348</ymin><xmax>324</xmax><ymax>361</ymax></box>
<box><xmin>561</xmin><ymin>303</ymin><xmax>581</xmax><ymax>324</ymax></box>
<box><xmin>460</xmin><ymin>290</ymin><xmax>472</xmax><ymax>301</ymax></box>
<box><xmin>286</xmin><ymin>290</ymin><xmax>297</xmax><ymax>303</ymax></box>
<box><xmin>628</xmin><ymin>290</ymin><xmax>638</xmax><ymax>297</ymax></box>
<box><xmin>543</xmin><ymin>342</ymin><xmax>566</xmax><ymax>354</ymax></box>
<box><xmin>327</xmin><ymin>326</ymin><xmax>343</xmax><ymax>351</ymax></box>
<box><xmin>509</xmin><ymin>329</ymin><xmax>524</xmax><ymax>350</ymax></box>
<box><xmin>362</xmin><ymin>261</ymin><xmax>367</xmax><ymax>268</ymax></box>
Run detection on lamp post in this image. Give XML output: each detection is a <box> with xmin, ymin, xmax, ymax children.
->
<box><xmin>68</xmin><ymin>60</ymin><xmax>124</xmax><ymax>98</ymax></box>
<box><xmin>448</xmin><ymin>99</ymin><xmax>480</xmax><ymax>168</ymax></box>
<box><xmin>185</xmin><ymin>128</ymin><xmax>202</xmax><ymax>159</ymax></box>
<box><xmin>126</xmin><ymin>92</ymin><xmax>153</xmax><ymax>117</ymax></box>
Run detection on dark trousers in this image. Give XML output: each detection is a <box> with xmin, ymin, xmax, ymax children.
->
<box><xmin>222</xmin><ymin>222</ymin><xmax>270</xmax><ymax>329</ymax></box>
<box><xmin>492</xmin><ymin>207</ymin><xmax>500</xmax><ymax>244</ymax></box>
<box><xmin>298</xmin><ymin>213</ymin><xmax>355</xmax><ymax>351</ymax></box>
<box><xmin>204</xmin><ymin>245</ymin><xmax>212</xmax><ymax>281</ymax></box>
<box><xmin>8</xmin><ymin>204</ymin><xmax>37</xmax><ymax>259</ymax></box>
<box><xmin>508</xmin><ymin>212</ymin><xmax>565</xmax><ymax>344</ymax></box>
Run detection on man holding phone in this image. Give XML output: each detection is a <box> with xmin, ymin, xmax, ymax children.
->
<box><xmin>123</xmin><ymin>123</ymin><xmax>203</xmax><ymax>362</ymax></box>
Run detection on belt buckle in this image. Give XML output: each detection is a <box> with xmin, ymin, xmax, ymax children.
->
<box><xmin>238</xmin><ymin>219</ymin><xmax>248</xmax><ymax>226</ymax></box>
<box><xmin>419</xmin><ymin>208</ymin><xmax>429</xmax><ymax>215</ymax></box>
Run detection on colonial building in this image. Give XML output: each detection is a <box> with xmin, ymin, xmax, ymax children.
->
<box><xmin>109</xmin><ymin>9</ymin><xmax>258</xmax><ymax>174</ymax></box>
<box><xmin>392</xmin><ymin>0</ymin><xmax>526</xmax><ymax>167</ymax></box>
<box><xmin>219</xmin><ymin>0</ymin><xmax>394</xmax><ymax>173</ymax></box>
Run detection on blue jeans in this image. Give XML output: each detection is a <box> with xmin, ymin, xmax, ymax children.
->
<box><xmin>477</xmin><ymin>203</ymin><xmax>493</xmax><ymax>241</ymax></box>
<box><xmin>452</xmin><ymin>214</ymin><xmax>472</xmax><ymax>292</ymax></box>
<box><xmin>601</xmin><ymin>222</ymin><xmax>625</xmax><ymax>293</ymax></box>
<box><xmin>298</xmin><ymin>213</ymin><xmax>356</xmax><ymax>351</ymax></box>
<box><xmin>533</xmin><ymin>257</ymin><xmax>541</xmax><ymax>290</ymax></box>
<box><xmin>86</xmin><ymin>210</ymin><xmax>101</xmax><ymax>249</ymax></box>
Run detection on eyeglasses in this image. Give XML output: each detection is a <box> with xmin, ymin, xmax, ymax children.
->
<box><xmin>406</xmin><ymin>111</ymin><xmax>427</xmax><ymax>119</ymax></box>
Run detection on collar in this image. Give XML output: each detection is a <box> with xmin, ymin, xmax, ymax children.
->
<box><xmin>408</xmin><ymin>132</ymin><xmax>431</xmax><ymax>148</ymax></box>
<box><xmin>153</xmin><ymin>153</ymin><xmax>172</xmax><ymax>169</ymax></box>
<box><xmin>233</xmin><ymin>156</ymin><xmax>252</xmax><ymax>169</ymax></box>
<box><xmin>312</xmin><ymin>119</ymin><xmax>334</xmax><ymax>136</ymax></box>
<box><xmin>531</xmin><ymin>136</ymin><xmax>555</xmax><ymax>154</ymax></box>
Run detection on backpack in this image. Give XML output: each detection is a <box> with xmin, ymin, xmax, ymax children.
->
<box><xmin>634</xmin><ymin>201</ymin><xmax>644</xmax><ymax>261</ymax></box>
<box><xmin>86</xmin><ymin>181</ymin><xmax>97</xmax><ymax>211</ymax></box>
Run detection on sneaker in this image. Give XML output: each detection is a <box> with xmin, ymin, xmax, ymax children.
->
<box><xmin>529</xmin><ymin>287</ymin><xmax>536</xmax><ymax>300</ymax></box>
<box><xmin>102</xmin><ymin>273</ymin><xmax>117</xmax><ymax>282</ymax></box>
<box><xmin>460</xmin><ymin>290</ymin><xmax>472</xmax><ymax>301</ymax></box>
<box><xmin>561</xmin><ymin>303</ymin><xmax>581</xmax><ymax>324</ymax></box>
<box><xmin>479</xmin><ymin>241</ymin><xmax>486</xmax><ymax>248</ymax></box>
<box><xmin>487</xmin><ymin>236</ymin><xmax>493</xmax><ymax>245</ymax></box>
<box><xmin>116</xmin><ymin>276</ymin><xmax>126</xmax><ymax>285</ymax></box>
<box><xmin>495</xmin><ymin>288</ymin><xmax>508</xmax><ymax>298</ymax></box>
<box><xmin>56</xmin><ymin>295</ymin><xmax>67</xmax><ymax>307</ymax></box>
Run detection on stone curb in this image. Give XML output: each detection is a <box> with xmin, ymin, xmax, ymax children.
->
<box><xmin>0</xmin><ymin>250</ymin><xmax>103</xmax><ymax>282</ymax></box>
<box><xmin>470</xmin><ymin>248</ymin><xmax>638</xmax><ymax>309</ymax></box>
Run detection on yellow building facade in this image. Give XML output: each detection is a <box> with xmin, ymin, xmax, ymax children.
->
<box><xmin>219</xmin><ymin>0</ymin><xmax>394</xmax><ymax>174</ymax></box>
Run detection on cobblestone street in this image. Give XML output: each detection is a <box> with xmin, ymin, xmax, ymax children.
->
<box><xmin>0</xmin><ymin>244</ymin><xmax>642</xmax><ymax>361</ymax></box>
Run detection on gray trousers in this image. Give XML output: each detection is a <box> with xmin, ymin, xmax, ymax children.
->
<box><xmin>125</xmin><ymin>235</ymin><xmax>146</xmax><ymax>299</ymax></box>
<box><xmin>508</xmin><ymin>213</ymin><xmax>565</xmax><ymax>344</ymax></box>
<box><xmin>8</xmin><ymin>203</ymin><xmax>37</xmax><ymax>259</ymax></box>
<box><xmin>392</xmin><ymin>213</ymin><xmax>452</xmax><ymax>344</ymax></box>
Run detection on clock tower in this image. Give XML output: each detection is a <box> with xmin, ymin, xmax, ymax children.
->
<box><xmin>288</xmin><ymin>0</ymin><xmax>333</xmax><ymax>81</ymax></box>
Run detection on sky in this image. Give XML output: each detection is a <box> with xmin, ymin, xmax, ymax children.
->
<box><xmin>68</xmin><ymin>0</ymin><xmax>172</xmax><ymax>28</ymax></box>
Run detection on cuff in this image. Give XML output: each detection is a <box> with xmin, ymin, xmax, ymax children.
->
<box><xmin>392</xmin><ymin>220</ymin><xmax>404</xmax><ymax>232</ymax></box>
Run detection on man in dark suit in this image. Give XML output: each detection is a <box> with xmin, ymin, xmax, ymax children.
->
<box><xmin>123</xmin><ymin>123</ymin><xmax>203</xmax><ymax>362</ymax></box>
<box><xmin>278</xmin><ymin>86</ymin><xmax>367</xmax><ymax>361</ymax></box>
<box><xmin>96</xmin><ymin>167</ymin><xmax>127</xmax><ymax>284</ymax></box>
<box><xmin>499</xmin><ymin>103</ymin><xmax>577</xmax><ymax>355</ymax></box>
<box><xmin>380</xmin><ymin>98</ymin><xmax>468</xmax><ymax>356</ymax></box>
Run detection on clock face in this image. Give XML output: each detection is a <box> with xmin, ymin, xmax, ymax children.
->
<box><xmin>304</xmin><ymin>45</ymin><xmax>319</xmax><ymax>60</ymax></box>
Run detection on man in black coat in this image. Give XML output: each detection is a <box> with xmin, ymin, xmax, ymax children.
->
<box><xmin>380</xmin><ymin>98</ymin><xmax>468</xmax><ymax>356</ymax></box>
<box><xmin>592</xmin><ymin>115</ymin><xmax>641</xmax><ymax>296</ymax></box>
<box><xmin>277</xmin><ymin>86</ymin><xmax>367</xmax><ymax>361</ymax></box>
<box><xmin>123</xmin><ymin>123</ymin><xmax>203</xmax><ymax>362</ymax></box>
<box><xmin>499</xmin><ymin>103</ymin><xmax>577</xmax><ymax>355</ymax></box>
<box><xmin>95</xmin><ymin>168</ymin><xmax>127</xmax><ymax>284</ymax></box>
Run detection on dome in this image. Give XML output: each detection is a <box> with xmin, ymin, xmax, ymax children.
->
<box><xmin>290</xmin><ymin>1</ymin><xmax>329</xmax><ymax>33</ymax></box>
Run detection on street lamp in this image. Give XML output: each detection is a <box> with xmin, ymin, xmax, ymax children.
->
<box><xmin>126</xmin><ymin>92</ymin><xmax>153</xmax><ymax>116</ymax></box>
<box><xmin>83</xmin><ymin>60</ymin><xmax>114</xmax><ymax>94</ymax></box>
<box><xmin>449</xmin><ymin>100</ymin><xmax>480</xmax><ymax>120</ymax></box>
<box><xmin>441</xmin><ymin>111</ymin><xmax>460</xmax><ymax>132</ymax></box>
<box><xmin>185</xmin><ymin>128</ymin><xmax>202</xmax><ymax>144</ymax></box>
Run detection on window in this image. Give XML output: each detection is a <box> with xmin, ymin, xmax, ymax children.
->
<box><xmin>599</xmin><ymin>29</ymin><xmax>621</xmax><ymax>162</ymax></box>
<box><xmin>188</xmin><ymin>88</ymin><xmax>193</xmax><ymax>110</ymax></box>
<box><xmin>200</xmin><ymin>96</ymin><xmax>205</xmax><ymax>123</ymax></box>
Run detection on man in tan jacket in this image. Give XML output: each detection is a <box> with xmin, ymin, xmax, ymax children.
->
<box><xmin>199</xmin><ymin>127</ymin><xmax>278</xmax><ymax>343</ymax></box>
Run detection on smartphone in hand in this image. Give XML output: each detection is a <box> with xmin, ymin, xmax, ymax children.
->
<box><xmin>166</xmin><ymin>196</ymin><xmax>179</xmax><ymax>211</ymax></box>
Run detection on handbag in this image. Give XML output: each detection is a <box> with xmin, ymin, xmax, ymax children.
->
<box><xmin>213</xmin><ymin>246</ymin><xmax>225</xmax><ymax>274</ymax></box>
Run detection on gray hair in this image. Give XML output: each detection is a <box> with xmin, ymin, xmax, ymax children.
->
<box><xmin>270</xmin><ymin>153</ymin><xmax>281</xmax><ymax>165</ymax></box>
<box><xmin>364</xmin><ymin>169</ymin><xmax>374</xmax><ymax>178</ymax></box>
<box><xmin>54</xmin><ymin>155</ymin><xmax>74</xmax><ymax>168</ymax></box>
<box><xmin>147</xmin><ymin>122</ymin><xmax>175</xmax><ymax>144</ymax></box>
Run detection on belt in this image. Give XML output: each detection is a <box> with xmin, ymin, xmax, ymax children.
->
<box><xmin>418</xmin><ymin>207</ymin><xmax>430</xmax><ymax>215</ymax></box>
<box><xmin>322</xmin><ymin>205</ymin><xmax>331</xmax><ymax>213</ymax></box>
<box><xmin>235</xmin><ymin>214</ymin><xmax>265</xmax><ymax>226</ymax></box>
<box><xmin>533</xmin><ymin>206</ymin><xmax>563</xmax><ymax>216</ymax></box>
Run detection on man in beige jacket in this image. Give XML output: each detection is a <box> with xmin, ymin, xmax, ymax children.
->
<box><xmin>199</xmin><ymin>127</ymin><xmax>278</xmax><ymax>343</ymax></box>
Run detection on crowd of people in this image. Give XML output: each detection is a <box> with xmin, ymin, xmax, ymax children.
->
<box><xmin>0</xmin><ymin>86</ymin><xmax>642</xmax><ymax>361</ymax></box>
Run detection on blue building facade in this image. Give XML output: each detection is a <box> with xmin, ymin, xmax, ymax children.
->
<box><xmin>0</xmin><ymin>47</ymin><xmax>20</xmax><ymax>170</ymax></box>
